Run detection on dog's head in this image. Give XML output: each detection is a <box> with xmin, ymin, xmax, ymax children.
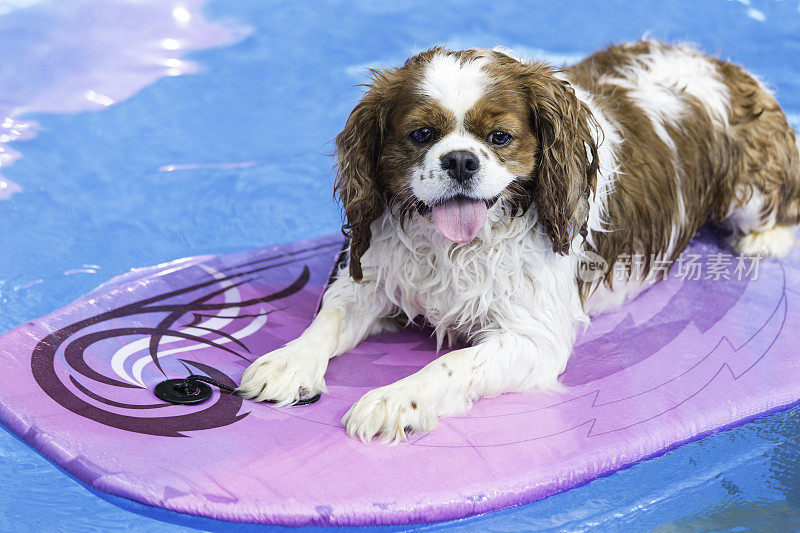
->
<box><xmin>335</xmin><ymin>48</ymin><xmax>598</xmax><ymax>281</ymax></box>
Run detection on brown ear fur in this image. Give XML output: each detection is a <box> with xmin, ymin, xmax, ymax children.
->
<box><xmin>334</xmin><ymin>79</ymin><xmax>389</xmax><ymax>282</ymax></box>
<box><xmin>525</xmin><ymin>66</ymin><xmax>599</xmax><ymax>254</ymax></box>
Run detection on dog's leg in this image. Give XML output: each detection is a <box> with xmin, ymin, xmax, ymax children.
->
<box><xmin>732</xmin><ymin>224</ymin><xmax>797</xmax><ymax>259</ymax></box>
<box><xmin>722</xmin><ymin>81</ymin><xmax>800</xmax><ymax>259</ymax></box>
<box><xmin>238</xmin><ymin>270</ymin><xmax>392</xmax><ymax>404</ymax></box>
<box><xmin>342</xmin><ymin>327</ymin><xmax>574</xmax><ymax>443</ymax></box>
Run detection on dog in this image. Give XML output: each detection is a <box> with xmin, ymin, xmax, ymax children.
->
<box><xmin>239</xmin><ymin>40</ymin><xmax>800</xmax><ymax>443</ymax></box>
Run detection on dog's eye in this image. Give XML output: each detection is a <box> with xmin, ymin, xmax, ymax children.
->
<box><xmin>489</xmin><ymin>131</ymin><xmax>511</xmax><ymax>146</ymax></box>
<box><xmin>410</xmin><ymin>127</ymin><xmax>434</xmax><ymax>144</ymax></box>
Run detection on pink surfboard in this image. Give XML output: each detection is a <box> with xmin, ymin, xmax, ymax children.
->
<box><xmin>0</xmin><ymin>229</ymin><xmax>798</xmax><ymax>526</ymax></box>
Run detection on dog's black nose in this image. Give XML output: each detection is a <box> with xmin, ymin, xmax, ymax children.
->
<box><xmin>441</xmin><ymin>150</ymin><xmax>480</xmax><ymax>183</ymax></box>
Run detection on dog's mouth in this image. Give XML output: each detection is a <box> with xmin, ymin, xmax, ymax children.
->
<box><xmin>416</xmin><ymin>194</ymin><xmax>500</xmax><ymax>243</ymax></box>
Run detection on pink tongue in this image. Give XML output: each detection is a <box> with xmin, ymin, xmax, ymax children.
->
<box><xmin>431</xmin><ymin>197</ymin><xmax>488</xmax><ymax>243</ymax></box>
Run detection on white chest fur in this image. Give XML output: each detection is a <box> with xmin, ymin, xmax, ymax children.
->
<box><xmin>359</xmin><ymin>206</ymin><xmax>588</xmax><ymax>348</ymax></box>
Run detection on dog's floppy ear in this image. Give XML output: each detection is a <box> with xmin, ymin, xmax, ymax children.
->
<box><xmin>523</xmin><ymin>65</ymin><xmax>598</xmax><ymax>254</ymax></box>
<box><xmin>334</xmin><ymin>77</ymin><xmax>391</xmax><ymax>282</ymax></box>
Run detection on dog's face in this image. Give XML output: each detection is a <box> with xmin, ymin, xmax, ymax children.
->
<box><xmin>336</xmin><ymin>48</ymin><xmax>598</xmax><ymax>281</ymax></box>
<box><xmin>383</xmin><ymin>52</ymin><xmax>541</xmax><ymax>244</ymax></box>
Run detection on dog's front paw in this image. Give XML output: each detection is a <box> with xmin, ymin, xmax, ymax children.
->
<box><xmin>238</xmin><ymin>344</ymin><xmax>327</xmax><ymax>405</ymax></box>
<box><xmin>341</xmin><ymin>383</ymin><xmax>438</xmax><ymax>443</ymax></box>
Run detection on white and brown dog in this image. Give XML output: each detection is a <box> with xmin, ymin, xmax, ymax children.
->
<box><xmin>239</xmin><ymin>40</ymin><xmax>800</xmax><ymax>442</ymax></box>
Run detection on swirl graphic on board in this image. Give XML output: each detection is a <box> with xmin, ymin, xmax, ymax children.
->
<box><xmin>28</xmin><ymin>242</ymin><xmax>340</xmax><ymax>437</ymax></box>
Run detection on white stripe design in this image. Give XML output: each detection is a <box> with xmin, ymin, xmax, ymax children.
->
<box><xmin>109</xmin><ymin>264</ymin><xmax>266</xmax><ymax>387</ymax></box>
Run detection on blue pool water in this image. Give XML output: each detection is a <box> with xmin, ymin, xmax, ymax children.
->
<box><xmin>1</xmin><ymin>0</ymin><xmax>799</xmax><ymax>530</ymax></box>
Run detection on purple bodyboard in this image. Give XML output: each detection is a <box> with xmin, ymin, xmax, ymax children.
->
<box><xmin>0</xmin><ymin>231</ymin><xmax>799</xmax><ymax>526</ymax></box>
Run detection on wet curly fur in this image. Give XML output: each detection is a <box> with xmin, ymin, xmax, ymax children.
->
<box><xmin>240</xmin><ymin>40</ymin><xmax>800</xmax><ymax>443</ymax></box>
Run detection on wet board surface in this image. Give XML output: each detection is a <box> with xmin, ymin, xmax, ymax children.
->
<box><xmin>0</xmin><ymin>230</ymin><xmax>799</xmax><ymax>526</ymax></box>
